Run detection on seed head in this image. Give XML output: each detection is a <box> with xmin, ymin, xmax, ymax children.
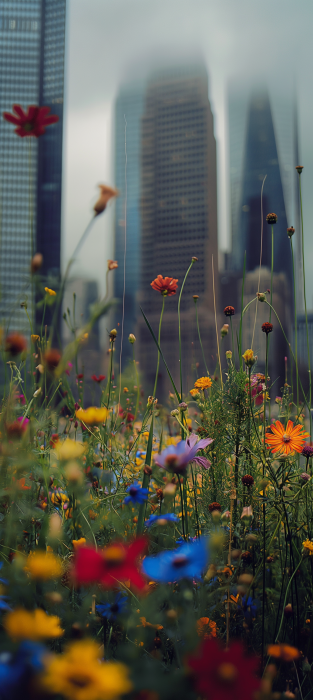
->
<box><xmin>296</xmin><ymin>165</ymin><xmax>303</xmax><ymax>174</ymax></box>
<box><xmin>262</xmin><ymin>322</ymin><xmax>273</xmax><ymax>335</ymax></box>
<box><xmin>266</xmin><ymin>213</ymin><xmax>277</xmax><ymax>224</ymax></box>
<box><xmin>224</xmin><ymin>305</ymin><xmax>235</xmax><ymax>317</ymax></box>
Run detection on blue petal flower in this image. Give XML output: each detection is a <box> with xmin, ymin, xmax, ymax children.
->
<box><xmin>142</xmin><ymin>537</ymin><xmax>210</xmax><ymax>583</ymax></box>
<box><xmin>96</xmin><ymin>592</ymin><xmax>128</xmax><ymax>621</ymax></box>
<box><xmin>145</xmin><ymin>513</ymin><xmax>179</xmax><ymax>527</ymax></box>
<box><xmin>0</xmin><ymin>596</ymin><xmax>11</xmax><ymax>612</ymax></box>
<box><xmin>124</xmin><ymin>480</ymin><xmax>149</xmax><ymax>505</ymax></box>
<box><xmin>238</xmin><ymin>595</ymin><xmax>258</xmax><ymax>621</ymax></box>
<box><xmin>0</xmin><ymin>641</ymin><xmax>46</xmax><ymax>699</ymax></box>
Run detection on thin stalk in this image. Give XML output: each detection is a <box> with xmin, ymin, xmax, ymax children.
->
<box><xmin>298</xmin><ymin>172</ymin><xmax>312</xmax><ymax>437</ymax></box>
<box><xmin>133</xmin><ymin>345</ymin><xmax>140</xmax><ymax>420</ymax></box>
<box><xmin>153</xmin><ymin>296</ymin><xmax>165</xmax><ymax>398</ymax></box>
<box><xmin>261</xmin><ymin>334</ymin><xmax>269</xmax><ymax>670</ymax></box>
<box><xmin>178</xmin><ymin>259</ymin><xmax>196</xmax><ymax>400</ymax></box>
<box><xmin>291</xmin><ymin>239</ymin><xmax>299</xmax><ymax>414</ymax></box>
<box><xmin>194</xmin><ymin>299</ymin><xmax>209</xmax><ymax>375</ymax></box>
<box><xmin>269</xmin><ymin>225</ymin><xmax>274</xmax><ymax>322</ymax></box>
<box><xmin>239</xmin><ymin>252</ymin><xmax>246</xmax><ymax>366</ymax></box>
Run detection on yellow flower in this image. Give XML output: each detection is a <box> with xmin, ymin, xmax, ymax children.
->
<box><xmin>55</xmin><ymin>438</ymin><xmax>86</xmax><ymax>461</ymax></box>
<box><xmin>194</xmin><ymin>376</ymin><xmax>212</xmax><ymax>390</ymax></box>
<box><xmin>75</xmin><ymin>406</ymin><xmax>108</xmax><ymax>425</ymax></box>
<box><xmin>72</xmin><ymin>538</ymin><xmax>86</xmax><ymax>551</ymax></box>
<box><xmin>190</xmin><ymin>388</ymin><xmax>200</xmax><ymax>397</ymax></box>
<box><xmin>31</xmin><ymin>334</ymin><xmax>40</xmax><ymax>342</ymax></box>
<box><xmin>4</xmin><ymin>608</ymin><xmax>64</xmax><ymax>641</ymax></box>
<box><xmin>242</xmin><ymin>349</ymin><xmax>257</xmax><ymax>367</ymax></box>
<box><xmin>24</xmin><ymin>551</ymin><xmax>63</xmax><ymax>580</ymax></box>
<box><xmin>45</xmin><ymin>287</ymin><xmax>56</xmax><ymax>296</ymax></box>
<box><xmin>303</xmin><ymin>539</ymin><xmax>313</xmax><ymax>555</ymax></box>
<box><xmin>39</xmin><ymin>639</ymin><xmax>132</xmax><ymax>700</ymax></box>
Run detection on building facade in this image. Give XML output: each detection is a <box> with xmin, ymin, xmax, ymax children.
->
<box><xmin>138</xmin><ymin>66</ymin><xmax>219</xmax><ymax>398</ymax></box>
<box><xmin>0</xmin><ymin>0</ymin><xmax>66</xmax><ymax>332</ymax></box>
<box><xmin>114</xmin><ymin>83</ymin><xmax>145</xmax><ymax>365</ymax></box>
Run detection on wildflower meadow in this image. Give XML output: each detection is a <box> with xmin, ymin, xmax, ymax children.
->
<box><xmin>0</xmin><ymin>105</ymin><xmax>313</xmax><ymax>700</ymax></box>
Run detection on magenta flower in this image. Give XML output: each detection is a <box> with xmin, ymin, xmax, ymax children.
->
<box><xmin>154</xmin><ymin>434</ymin><xmax>213</xmax><ymax>475</ymax></box>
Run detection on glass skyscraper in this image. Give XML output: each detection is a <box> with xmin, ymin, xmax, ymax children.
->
<box><xmin>0</xmin><ymin>0</ymin><xmax>66</xmax><ymax>331</ymax></box>
<box><xmin>114</xmin><ymin>83</ymin><xmax>145</xmax><ymax>365</ymax></box>
<box><xmin>228</xmin><ymin>82</ymin><xmax>300</xmax><ymax>306</ymax></box>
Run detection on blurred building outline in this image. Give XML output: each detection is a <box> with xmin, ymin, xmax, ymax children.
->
<box><xmin>0</xmin><ymin>0</ymin><xmax>66</xmax><ymax>332</ymax></box>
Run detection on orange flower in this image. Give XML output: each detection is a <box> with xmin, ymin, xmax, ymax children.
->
<box><xmin>94</xmin><ymin>185</ymin><xmax>119</xmax><ymax>215</ymax></box>
<box><xmin>265</xmin><ymin>420</ymin><xmax>309</xmax><ymax>456</ymax></box>
<box><xmin>267</xmin><ymin>644</ymin><xmax>300</xmax><ymax>662</ymax></box>
<box><xmin>151</xmin><ymin>275</ymin><xmax>178</xmax><ymax>297</ymax></box>
<box><xmin>108</xmin><ymin>260</ymin><xmax>118</xmax><ymax>270</ymax></box>
<box><xmin>137</xmin><ymin>617</ymin><xmax>163</xmax><ymax>630</ymax></box>
<box><xmin>196</xmin><ymin>617</ymin><xmax>217</xmax><ymax>639</ymax></box>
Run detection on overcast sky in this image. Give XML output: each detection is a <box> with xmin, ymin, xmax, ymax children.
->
<box><xmin>62</xmin><ymin>0</ymin><xmax>313</xmax><ymax>306</ymax></box>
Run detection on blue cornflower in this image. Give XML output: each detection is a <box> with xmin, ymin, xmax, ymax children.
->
<box><xmin>145</xmin><ymin>513</ymin><xmax>179</xmax><ymax>527</ymax></box>
<box><xmin>142</xmin><ymin>537</ymin><xmax>209</xmax><ymax>583</ymax></box>
<box><xmin>124</xmin><ymin>480</ymin><xmax>149</xmax><ymax>505</ymax></box>
<box><xmin>238</xmin><ymin>595</ymin><xmax>258</xmax><ymax>621</ymax></box>
<box><xmin>96</xmin><ymin>592</ymin><xmax>128</xmax><ymax>621</ymax></box>
<box><xmin>0</xmin><ymin>596</ymin><xmax>11</xmax><ymax>612</ymax></box>
<box><xmin>0</xmin><ymin>641</ymin><xmax>46</xmax><ymax>699</ymax></box>
<box><xmin>0</xmin><ymin>562</ymin><xmax>8</xmax><ymax>586</ymax></box>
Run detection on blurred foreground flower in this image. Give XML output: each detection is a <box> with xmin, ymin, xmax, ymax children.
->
<box><xmin>151</xmin><ymin>275</ymin><xmax>178</xmax><ymax>296</ymax></box>
<box><xmin>197</xmin><ymin>617</ymin><xmax>217</xmax><ymax>639</ymax></box>
<box><xmin>94</xmin><ymin>184</ymin><xmax>119</xmax><ymax>216</ymax></box>
<box><xmin>154</xmin><ymin>433</ymin><xmax>212</xmax><ymax>474</ymax></box>
<box><xmin>3</xmin><ymin>104</ymin><xmax>59</xmax><ymax>137</ymax></box>
<box><xmin>267</xmin><ymin>643</ymin><xmax>300</xmax><ymax>662</ymax></box>
<box><xmin>75</xmin><ymin>406</ymin><xmax>108</xmax><ymax>425</ymax></box>
<box><xmin>44</xmin><ymin>286</ymin><xmax>56</xmax><ymax>296</ymax></box>
<box><xmin>39</xmin><ymin>639</ymin><xmax>132</xmax><ymax>700</ymax></box>
<box><xmin>108</xmin><ymin>259</ymin><xmax>118</xmax><ymax>270</ymax></box>
<box><xmin>91</xmin><ymin>374</ymin><xmax>105</xmax><ymax>383</ymax></box>
<box><xmin>145</xmin><ymin>513</ymin><xmax>179</xmax><ymax>527</ymax></box>
<box><xmin>265</xmin><ymin>419</ymin><xmax>309</xmax><ymax>456</ymax></box>
<box><xmin>30</xmin><ymin>252</ymin><xmax>43</xmax><ymax>273</ymax></box>
<box><xmin>142</xmin><ymin>538</ymin><xmax>209</xmax><ymax>583</ymax></box>
<box><xmin>4</xmin><ymin>608</ymin><xmax>64</xmax><ymax>641</ymax></box>
<box><xmin>96</xmin><ymin>592</ymin><xmax>128</xmax><ymax>621</ymax></box>
<box><xmin>6</xmin><ymin>416</ymin><xmax>29</xmax><ymax>439</ymax></box>
<box><xmin>24</xmin><ymin>551</ymin><xmax>63</xmax><ymax>580</ymax></box>
<box><xmin>55</xmin><ymin>438</ymin><xmax>86</xmax><ymax>460</ymax></box>
<box><xmin>5</xmin><ymin>332</ymin><xmax>27</xmax><ymax>356</ymax></box>
<box><xmin>73</xmin><ymin>538</ymin><xmax>147</xmax><ymax>589</ymax></box>
<box><xmin>187</xmin><ymin>637</ymin><xmax>260</xmax><ymax>700</ymax></box>
<box><xmin>43</xmin><ymin>348</ymin><xmax>61</xmax><ymax>371</ymax></box>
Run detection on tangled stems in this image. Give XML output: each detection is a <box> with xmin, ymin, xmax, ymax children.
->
<box><xmin>152</xmin><ymin>296</ymin><xmax>165</xmax><ymax>399</ymax></box>
<box><xmin>178</xmin><ymin>259</ymin><xmax>196</xmax><ymax>401</ymax></box>
<box><xmin>298</xmin><ymin>172</ymin><xmax>312</xmax><ymax>438</ymax></box>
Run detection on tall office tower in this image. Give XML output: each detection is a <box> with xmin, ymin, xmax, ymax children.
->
<box><xmin>114</xmin><ymin>84</ymin><xmax>145</xmax><ymax>365</ymax></box>
<box><xmin>138</xmin><ymin>66</ymin><xmax>219</xmax><ymax>397</ymax></box>
<box><xmin>228</xmin><ymin>83</ymin><xmax>300</xmax><ymax>305</ymax></box>
<box><xmin>0</xmin><ymin>0</ymin><xmax>66</xmax><ymax>332</ymax></box>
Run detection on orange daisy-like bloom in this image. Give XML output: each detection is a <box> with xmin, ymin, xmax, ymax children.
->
<box><xmin>267</xmin><ymin>644</ymin><xmax>300</xmax><ymax>662</ymax></box>
<box><xmin>194</xmin><ymin>376</ymin><xmax>212</xmax><ymax>390</ymax></box>
<box><xmin>151</xmin><ymin>275</ymin><xmax>178</xmax><ymax>296</ymax></box>
<box><xmin>197</xmin><ymin>617</ymin><xmax>217</xmax><ymax>639</ymax></box>
<box><xmin>265</xmin><ymin>420</ymin><xmax>309</xmax><ymax>456</ymax></box>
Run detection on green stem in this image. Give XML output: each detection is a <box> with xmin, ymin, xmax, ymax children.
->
<box><xmin>153</xmin><ymin>296</ymin><xmax>165</xmax><ymax>398</ymax></box>
<box><xmin>291</xmin><ymin>239</ymin><xmax>299</xmax><ymax>414</ymax></box>
<box><xmin>178</xmin><ymin>259</ymin><xmax>195</xmax><ymax>401</ymax></box>
<box><xmin>194</xmin><ymin>299</ymin><xmax>209</xmax><ymax>375</ymax></box>
<box><xmin>299</xmin><ymin>173</ymin><xmax>312</xmax><ymax>438</ymax></box>
<box><xmin>275</xmin><ymin>556</ymin><xmax>302</xmax><ymax>642</ymax></box>
<box><xmin>136</xmin><ymin>414</ymin><xmax>154</xmax><ymax>536</ymax></box>
<box><xmin>133</xmin><ymin>346</ymin><xmax>140</xmax><ymax>421</ymax></box>
<box><xmin>270</xmin><ymin>225</ymin><xmax>274</xmax><ymax>323</ymax></box>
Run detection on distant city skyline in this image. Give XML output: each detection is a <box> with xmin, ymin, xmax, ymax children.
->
<box><xmin>0</xmin><ymin>0</ymin><xmax>66</xmax><ymax>332</ymax></box>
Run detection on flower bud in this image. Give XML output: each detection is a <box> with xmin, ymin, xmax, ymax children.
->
<box><xmin>94</xmin><ymin>185</ymin><xmax>119</xmax><ymax>216</ymax></box>
<box><xmin>107</xmin><ymin>260</ymin><xmax>118</xmax><ymax>270</ymax></box>
<box><xmin>109</xmin><ymin>328</ymin><xmax>117</xmax><ymax>342</ymax></box>
<box><xmin>178</xmin><ymin>402</ymin><xmax>188</xmax><ymax>411</ymax></box>
<box><xmin>226</xmin><ymin>350</ymin><xmax>232</xmax><ymax>360</ymax></box>
<box><xmin>257</xmin><ymin>292</ymin><xmax>266</xmax><ymax>302</ymax></box>
<box><xmin>171</xmin><ymin>409</ymin><xmax>179</xmax><ymax>417</ymax></box>
<box><xmin>287</xmin><ymin>226</ymin><xmax>295</xmax><ymax>238</ymax></box>
<box><xmin>30</xmin><ymin>252</ymin><xmax>43</xmax><ymax>274</ymax></box>
<box><xmin>221</xmin><ymin>324</ymin><xmax>229</xmax><ymax>337</ymax></box>
<box><xmin>128</xmin><ymin>333</ymin><xmax>136</xmax><ymax>344</ymax></box>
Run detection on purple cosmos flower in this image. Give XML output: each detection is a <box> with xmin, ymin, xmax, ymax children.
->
<box><xmin>154</xmin><ymin>433</ymin><xmax>212</xmax><ymax>474</ymax></box>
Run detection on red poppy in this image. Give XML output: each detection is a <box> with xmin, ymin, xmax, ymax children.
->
<box><xmin>3</xmin><ymin>105</ymin><xmax>59</xmax><ymax>138</ymax></box>
<box><xmin>72</xmin><ymin>538</ymin><xmax>148</xmax><ymax>589</ymax></box>
<box><xmin>151</xmin><ymin>275</ymin><xmax>178</xmax><ymax>297</ymax></box>
<box><xmin>43</xmin><ymin>348</ymin><xmax>62</xmax><ymax>372</ymax></box>
<box><xmin>187</xmin><ymin>638</ymin><xmax>260</xmax><ymax>700</ymax></box>
<box><xmin>91</xmin><ymin>374</ymin><xmax>106</xmax><ymax>383</ymax></box>
<box><xmin>5</xmin><ymin>333</ymin><xmax>27</xmax><ymax>356</ymax></box>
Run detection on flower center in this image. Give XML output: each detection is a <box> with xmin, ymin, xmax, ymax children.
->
<box><xmin>172</xmin><ymin>554</ymin><xmax>188</xmax><ymax>568</ymax></box>
<box><xmin>68</xmin><ymin>674</ymin><xmax>91</xmax><ymax>688</ymax></box>
<box><xmin>283</xmin><ymin>433</ymin><xmax>291</xmax><ymax>443</ymax></box>
<box><xmin>216</xmin><ymin>662</ymin><xmax>238</xmax><ymax>683</ymax></box>
<box><xmin>24</xmin><ymin>122</ymin><xmax>34</xmax><ymax>132</ymax></box>
<box><xmin>104</xmin><ymin>545</ymin><xmax>126</xmax><ymax>567</ymax></box>
<box><xmin>129</xmin><ymin>487</ymin><xmax>138</xmax><ymax>496</ymax></box>
<box><xmin>165</xmin><ymin>455</ymin><xmax>179</xmax><ymax>469</ymax></box>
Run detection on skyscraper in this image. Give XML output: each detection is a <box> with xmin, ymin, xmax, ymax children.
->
<box><xmin>138</xmin><ymin>65</ymin><xmax>219</xmax><ymax>397</ymax></box>
<box><xmin>114</xmin><ymin>83</ymin><xmax>145</xmax><ymax>365</ymax></box>
<box><xmin>228</xmin><ymin>83</ymin><xmax>300</xmax><ymax>304</ymax></box>
<box><xmin>0</xmin><ymin>0</ymin><xmax>66</xmax><ymax>331</ymax></box>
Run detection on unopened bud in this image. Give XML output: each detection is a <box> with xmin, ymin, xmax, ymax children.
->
<box><xmin>178</xmin><ymin>402</ymin><xmax>188</xmax><ymax>411</ymax></box>
<box><xmin>257</xmin><ymin>292</ymin><xmax>266</xmax><ymax>302</ymax></box>
<box><xmin>171</xmin><ymin>409</ymin><xmax>179</xmax><ymax>417</ymax></box>
<box><xmin>33</xmin><ymin>387</ymin><xmax>42</xmax><ymax>398</ymax></box>
<box><xmin>287</xmin><ymin>226</ymin><xmax>295</xmax><ymax>238</ymax></box>
<box><xmin>30</xmin><ymin>252</ymin><xmax>43</xmax><ymax>274</ymax></box>
<box><xmin>221</xmin><ymin>324</ymin><xmax>229</xmax><ymax>337</ymax></box>
<box><xmin>109</xmin><ymin>329</ymin><xmax>117</xmax><ymax>342</ymax></box>
<box><xmin>128</xmin><ymin>333</ymin><xmax>136</xmax><ymax>344</ymax></box>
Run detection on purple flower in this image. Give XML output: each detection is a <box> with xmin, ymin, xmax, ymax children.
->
<box><xmin>154</xmin><ymin>433</ymin><xmax>212</xmax><ymax>474</ymax></box>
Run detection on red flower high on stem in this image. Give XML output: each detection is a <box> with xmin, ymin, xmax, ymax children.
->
<box><xmin>188</xmin><ymin>638</ymin><xmax>260</xmax><ymax>700</ymax></box>
<box><xmin>3</xmin><ymin>105</ymin><xmax>59</xmax><ymax>138</ymax></box>
<box><xmin>151</xmin><ymin>275</ymin><xmax>178</xmax><ymax>297</ymax></box>
<box><xmin>73</xmin><ymin>538</ymin><xmax>147</xmax><ymax>589</ymax></box>
<box><xmin>91</xmin><ymin>374</ymin><xmax>106</xmax><ymax>384</ymax></box>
